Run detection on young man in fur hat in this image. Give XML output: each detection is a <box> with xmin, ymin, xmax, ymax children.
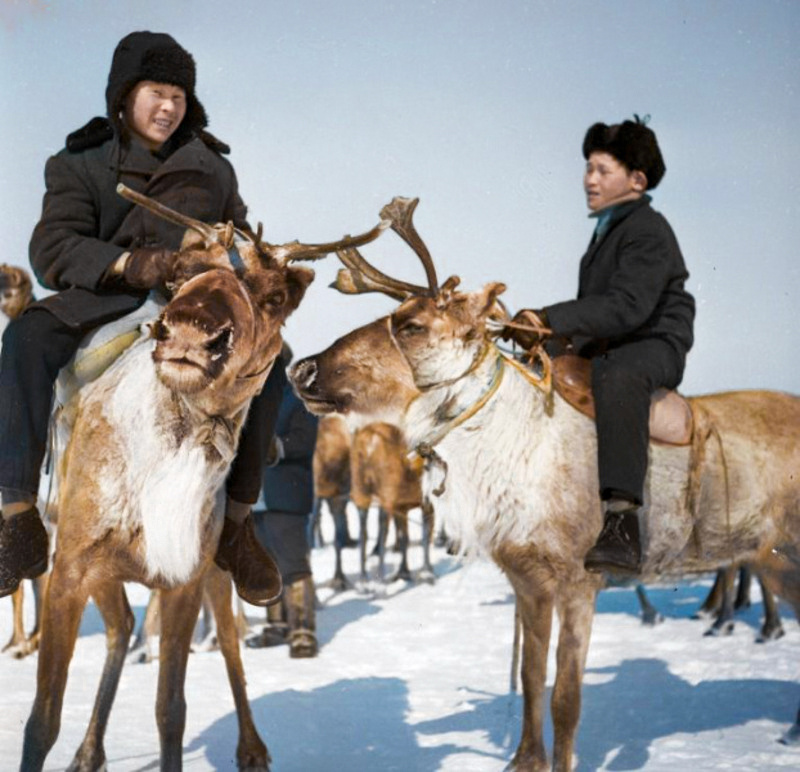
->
<box><xmin>0</xmin><ymin>31</ymin><xmax>283</xmax><ymax>606</ymax></box>
<box><xmin>504</xmin><ymin>116</ymin><xmax>695</xmax><ymax>575</ymax></box>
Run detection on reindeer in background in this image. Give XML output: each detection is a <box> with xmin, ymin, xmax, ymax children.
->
<box><xmin>20</xmin><ymin>186</ymin><xmax>387</xmax><ymax>772</ymax></box>
<box><xmin>291</xmin><ymin>196</ymin><xmax>800</xmax><ymax>771</ymax></box>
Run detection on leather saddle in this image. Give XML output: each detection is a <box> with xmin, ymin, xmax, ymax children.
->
<box><xmin>551</xmin><ymin>354</ymin><xmax>693</xmax><ymax>446</ymax></box>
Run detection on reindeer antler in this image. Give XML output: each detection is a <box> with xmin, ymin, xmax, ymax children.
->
<box><xmin>118</xmin><ymin>183</ymin><xmax>391</xmax><ymax>263</ymax></box>
<box><xmin>117</xmin><ymin>183</ymin><xmax>219</xmax><ymax>241</ymax></box>
<box><xmin>380</xmin><ymin>197</ymin><xmax>438</xmax><ymax>295</ymax></box>
<box><xmin>261</xmin><ymin>220</ymin><xmax>391</xmax><ymax>263</ymax></box>
<box><xmin>327</xmin><ymin>196</ymin><xmax>441</xmax><ymax>302</ymax></box>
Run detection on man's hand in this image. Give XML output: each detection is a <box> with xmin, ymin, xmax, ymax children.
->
<box><xmin>501</xmin><ymin>308</ymin><xmax>549</xmax><ymax>350</ymax></box>
<box><xmin>122</xmin><ymin>247</ymin><xmax>178</xmax><ymax>291</ymax></box>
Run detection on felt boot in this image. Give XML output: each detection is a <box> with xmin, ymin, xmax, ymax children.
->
<box><xmin>584</xmin><ymin>507</ymin><xmax>642</xmax><ymax>576</ymax></box>
<box><xmin>215</xmin><ymin>514</ymin><xmax>282</xmax><ymax>607</ymax></box>
<box><xmin>286</xmin><ymin>576</ymin><xmax>318</xmax><ymax>659</ymax></box>
<box><xmin>0</xmin><ymin>506</ymin><xmax>49</xmax><ymax>598</ymax></box>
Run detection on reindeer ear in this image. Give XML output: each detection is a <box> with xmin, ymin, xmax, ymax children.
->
<box><xmin>180</xmin><ymin>228</ymin><xmax>208</xmax><ymax>251</ymax></box>
<box><xmin>436</xmin><ymin>275</ymin><xmax>461</xmax><ymax>308</ymax></box>
<box><xmin>285</xmin><ymin>266</ymin><xmax>315</xmax><ymax>310</ymax></box>
<box><xmin>476</xmin><ymin>282</ymin><xmax>507</xmax><ymax>317</ymax></box>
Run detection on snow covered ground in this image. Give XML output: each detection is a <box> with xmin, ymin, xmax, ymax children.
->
<box><xmin>1</xmin><ymin>509</ymin><xmax>799</xmax><ymax>771</ymax></box>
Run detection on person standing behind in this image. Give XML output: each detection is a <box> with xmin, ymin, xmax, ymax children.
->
<box><xmin>248</xmin><ymin>348</ymin><xmax>320</xmax><ymax>658</ymax></box>
<box><xmin>504</xmin><ymin>116</ymin><xmax>695</xmax><ymax>576</ymax></box>
<box><xmin>0</xmin><ymin>31</ymin><xmax>282</xmax><ymax>606</ymax></box>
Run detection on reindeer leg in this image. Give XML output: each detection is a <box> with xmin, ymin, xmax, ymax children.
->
<box><xmin>705</xmin><ymin>566</ymin><xmax>736</xmax><ymax>636</ymax></box>
<box><xmin>3</xmin><ymin>584</ymin><xmax>25</xmax><ymax>655</ymax></box>
<box><xmin>756</xmin><ymin>572</ymin><xmax>785</xmax><ymax>642</ymax></box>
<box><xmin>357</xmin><ymin>506</ymin><xmax>369</xmax><ymax>583</ymax></box>
<box><xmin>21</xmin><ymin>561</ymin><xmax>90</xmax><ymax>772</ymax></box>
<box><xmin>204</xmin><ymin>566</ymin><xmax>270</xmax><ymax>770</ymax></box>
<box><xmin>156</xmin><ymin>578</ymin><xmax>206</xmax><ymax>771</ymax></box>
<box><xmin>734</xmin><ymin>565</ymin><xmax>753</xmax><ymax>610</ymax></box>
<box><xmin>551</xmin><ymin>582</ymin><xmax>597</xmax><ymax>772</ymax></box>
<box><xmin>376</xmin><ymin>507</ymin><xmax>389</xmax><ymax>582</ymax></box>
<box><xmin>694</xmin><ymin>568</ymin><xmax>725</xmax><ymax>619</ymax></box>
<box><xmin>330</xmin><ymin>496</ymin><xmax>350</xmax><ymax>591</ymax></box>
<box><xmin>389</xmin><ymin>512</ymin><xmax>412</xmax><ymax>583</ymax></box>
<box><xmin>417</xmin><ymin>498</ymin><xmax>436</xmax><ymax>584</ymax></box>
<box><xmin>506</xmin><ymin>582</ymin><xmax>555</xmax><ymax>772</ymax></box>
<box><xmin>68</xmin><ymin>581</ymin><xmax>135</xmax><ymax>771</ymax></box>
<box><xmin>309</xmin><ymin>497</ymin><xmax>324</xmax><ymax>548</ymax></box>
<box><xmin>635</xmin><ymin>584</ymin><xmax>663</xmax><ymax>626</ymax></box>
<box><xmin>128</xmin><ymin>589</ymin><xmax>161</xmax><ymax>664</ymax></box>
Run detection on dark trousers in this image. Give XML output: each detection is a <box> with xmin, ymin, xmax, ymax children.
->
<box><xmin>0</xmin><ymin>308</ymin><xmax>278</xmax><ymax>503</ymax></box>
<box><xmin>252</xmin><ymin>510</ymin><xmax>311</xmax><ymax>585</ymax></box>
<box><xmin>591</xmin><ymin>338</ymin><xmax>684</xmax><ymax>505</ymax></box>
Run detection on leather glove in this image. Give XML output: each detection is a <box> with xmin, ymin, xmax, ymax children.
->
<box><xmin>122</xmin><ymin>247</ymin><xmax>178</xmax><ymax>291</ymax></box>
<box><xmin>501</xmin><ymin>308</ymin><xmax>549</xmax><ymax>350</ymax></box>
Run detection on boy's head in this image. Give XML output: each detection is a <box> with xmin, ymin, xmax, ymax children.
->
<box><xmin>583</xmin><ymin>116</ymin><xmax>665</xmax><ymax>190</ymax></box>
<box><xmin>106</xmin><ymin>31</ymin><xmax>207</xmax><ymax>142</ymax></box>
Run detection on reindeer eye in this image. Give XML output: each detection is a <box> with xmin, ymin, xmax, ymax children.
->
<box><xmin>398</xmin><ymin>322</ymin><xmax>425</xmax><ymax>336</ymax></box>
<box><xmin>264</xmin><ymin>290</ymin><xmax>287</xmax><ymax>308</ymax></box>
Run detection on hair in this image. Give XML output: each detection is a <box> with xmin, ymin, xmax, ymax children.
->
<box><xmin>582</xmin><ymin>115</ymin><xmax>666</xmax><ymax>189</ymax></box>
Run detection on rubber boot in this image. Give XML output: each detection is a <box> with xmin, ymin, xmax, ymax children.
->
<box><xmin>0</xmin><ymin>506</ymin><xmax>49</xmax><ymax>598</ymax></box>
<box><xmin>286</xmin><ymin>576</ymin><xmax>318</xmax><ymax>658</ymax></box>
<box><xmin>584</xmin><ymin>507</ymin><xmax>642</xmax><ymax>576</ymax></box>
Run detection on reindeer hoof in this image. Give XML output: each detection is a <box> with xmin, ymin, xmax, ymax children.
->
<box><xmin>640</xmin><ymin>611</ymin><xmax>664</xmax><ymax>626</ymax></box>
<box><xmin>704</xmin><ymin>621</ymin><xmax>735</xmax><ymax>637</ymax></box>
<box><xmin>756</xmin><ymin>624</ymin><xmax>785</xmax><ymax>643</ymax></box>
<box><xmin>779</xmin><ymin>723</ymin><xmax>800</xmax><ymax>745</ymax></box>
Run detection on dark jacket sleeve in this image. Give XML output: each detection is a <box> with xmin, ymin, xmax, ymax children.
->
<box><xmin>30</xmin><ymin>152</ymin><xmax>127</xmax><ymax>292</ymax></box>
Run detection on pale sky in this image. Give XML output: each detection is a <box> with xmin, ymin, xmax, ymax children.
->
<box><xmin>1</xmin><ymin>0</ymin><xmax>797</xmax><ymax>395</ymax></box>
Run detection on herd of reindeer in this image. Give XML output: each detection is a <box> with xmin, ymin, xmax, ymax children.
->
<box><xmin>1</xmin><ymin>188</ymin><xmax>798</xmax><ymax>771</ymax></box>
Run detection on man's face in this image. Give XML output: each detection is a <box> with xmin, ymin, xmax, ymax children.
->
<box><xmin>124</xmin><ymin>81</ymin><xmax>187</xmax><ymax>150</ymax></box>
<box><xmin>583</xmin><ymin>151</ymin><xmax>645</xmax><ymax>212</ymax></box>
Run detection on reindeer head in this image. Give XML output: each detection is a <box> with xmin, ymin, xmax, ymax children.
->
<box><xmin>390</xmin><ymin>279</ymin><xmax>507</xmax><ymax>389</ymax></box>
<box><xmin>0</xmin><ymin>264</ymin><xmax>33</xmax><ymax>321</ymax></box>
<box><xmin>290</xmin><ymin>317</ymin><xmax>418</xmax><ymax>429</ymax></box>
<box><xmin>118</xmin><ymin>184</ymin><xmax>386</xmax><ymax>414</ymax></box>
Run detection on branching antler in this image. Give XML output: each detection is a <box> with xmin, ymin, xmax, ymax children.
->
<box><xmin>118</xmin><ymin>183</ymin><xmax>390</xmax><ymax>263</ymax></box>
<box><xmin>380</xmin><ymin>197</ymin><xmax>438</xmax><ymax>295</ymax></box>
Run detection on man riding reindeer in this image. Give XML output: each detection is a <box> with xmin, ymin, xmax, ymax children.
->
<box><xmin>0</xmin><ymin>31</ymin><xmax>282</xmax><ymax>606</ymax></box>
<box><xmin>503</xmin><ymin>116</ymin><xmax>695</xmax><ymax>575</ymax></box>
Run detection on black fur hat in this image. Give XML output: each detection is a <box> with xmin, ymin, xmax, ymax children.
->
<box><xmin>105</xmin><ymin>31</ymin><xmax>208</xmax><ymax>141</ymax></box>
<box><xmin>582</xmin><ymin>115</ymin><xmax>666</xmax><ymax>189</ymax></box>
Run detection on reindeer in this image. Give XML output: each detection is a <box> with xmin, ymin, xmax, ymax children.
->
<box><xmin>350</xmin><ymin>421</ymin><xmax>435</xmax><ymax>585</ymax></box>
<box><xmin>311</xmin><ymin>413</ymin><xmax>353</xmax><ymax>583</ymax></box>
<box><xmin>20</xmin><ymin>185</ymin><xmax>387</xmax><ymax>772</ymax></box>
<box><xmin>0</xmin><ymin>264</ymin><xmax>49</xmax><ymax>659</ymax></box>
<box><xmin>290</xmin><ymin>196</ymin><xmax>800</xmax><ymax>771</ymax></box>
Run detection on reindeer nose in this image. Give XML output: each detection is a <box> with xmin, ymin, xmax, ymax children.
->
<box><xmin>289</xmin><ymin>358</ymin><xmax>317</xmax><ymax>392</ymax></box>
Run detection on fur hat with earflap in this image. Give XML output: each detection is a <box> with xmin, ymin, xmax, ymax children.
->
<box><xmin>67</xmin><ymin>30</ymin><xmax>228</xmax><ymax>154</ymax></box>
<box><xmin>582</xmin><ymin>115</ymin><xmax>666</xmax><ymax>190</ymax></box>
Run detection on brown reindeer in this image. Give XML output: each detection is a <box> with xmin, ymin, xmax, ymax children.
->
<box><xmin>290</xmin><ymin>196</ymin><xmax>800</xmax><ymax>771</ymax></box>
<box><xmin>311</xmin><ymin>413</ymin><xmax>353</xmax><ymax>586</ymax></box>
<box><xmin>0</xmin><ymin>264</ymin><xmax>48</xmax><ymax>659</ymax></box>
<box><xmin>20</xmin><ymin>186</ymin><xmax>388</xmax><ymax>772</ymax></box>
<box><xmin>350</xmin><ymin>421</ymin><xmax>435</xmax><ymax>585</ymax></box>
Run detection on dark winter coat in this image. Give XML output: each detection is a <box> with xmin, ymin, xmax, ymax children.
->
<box><xmin>261</xmin><ymin>382</ymin><xmax>319</xmax><ymax>516</ymax></box>
<box><xmin>544</xmin><ymin>196</ymin><xmax>695</xmax><ymax>360</ymax></box>
<box><xmin>27</xmin><ymin>131</ymin><xmax>247</xmax><ymax>328</ymax></box>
